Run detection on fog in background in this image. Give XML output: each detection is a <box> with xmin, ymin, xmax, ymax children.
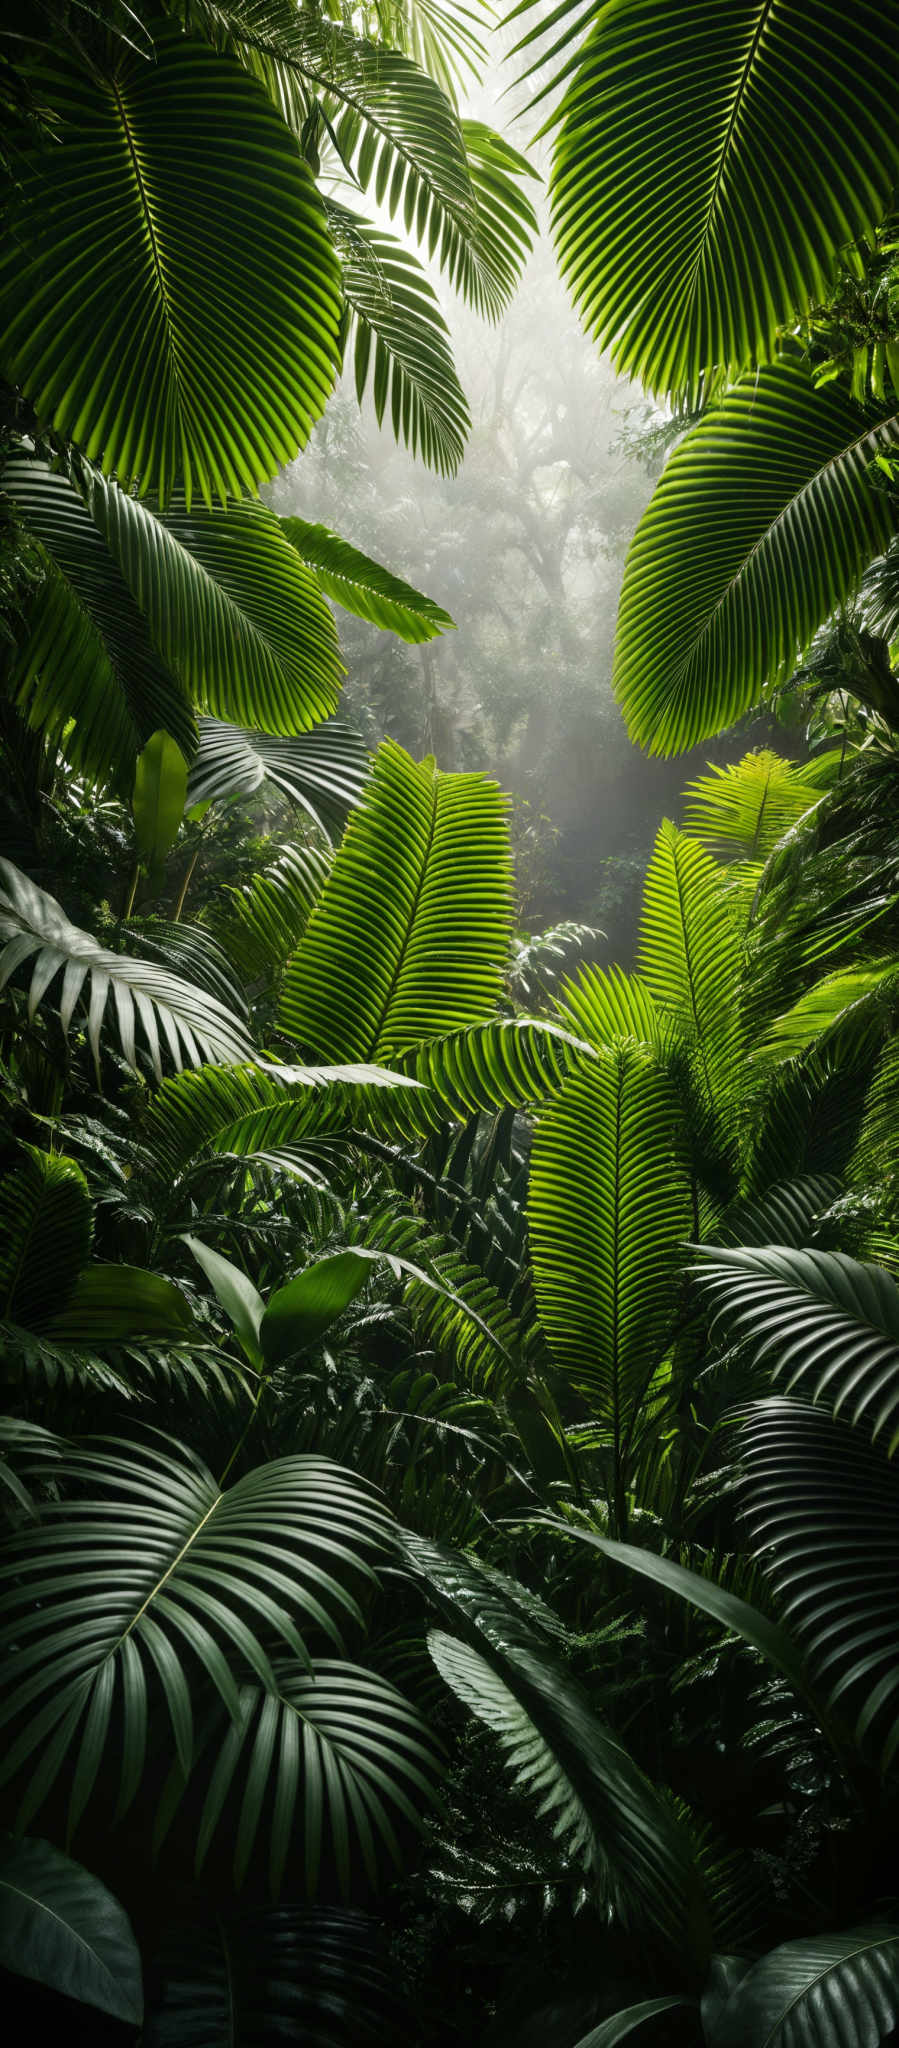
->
<box><xmin>271</xmin><ymin>37</ymin><xmax>744</xmax><ymax>953</ymax></box>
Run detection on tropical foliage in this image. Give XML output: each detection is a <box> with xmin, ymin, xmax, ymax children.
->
<box><xmin>3</xmin><ymin>0</ymin><xmax>899</xmax><ymax>2043</ymax></box>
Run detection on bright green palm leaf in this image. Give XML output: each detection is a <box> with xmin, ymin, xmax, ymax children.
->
<box><xmin>553</xmin><ymin>961</ymin><xmax>667</xmax><ymax>1052</ymax></box>
<box><xmin>541</xmin><ymin>0</ymin><xmax>899</xmax><ymax>393</ymax></box>
<box><xmin>0</xmin><ymin>1434</ymin><xmax>394</xmax><ymax>1832</ymax></box>
<box><xmin>0</xmin><ymin>1146</ymin><xmax>92</xmax><ymax>1333</ymax></box>
<box><xmin>144</xmin><ymin>1060</ymin><xmax>421</xmax><ymax>1181</ymax></box>
<box><xmin>0</xmin><ymin>1833</ymin><xmax>143</xmax><ymax>2024</ymax></box>
<box><xmin>0</xmin><ymin>859</ymin><xmax>254</xmax><ymax>1078</ymax></box>
<box><xmin>279</xmin><ymin>513</ymin><xmax>454</xmax><ymax>642</ymax></box>
<box><xmin>0</xmin><ymin>30</ymin><xmax>343</xmax><ymax>503</ymax></box>
<box><xmin>88</xmin><ymin>477</ymin><xmax>344</xmax><ymax>733</ymax></box>
<box><xmin>132</xmin><ymin>731</ymin><xmax>188</xmax><ymax>874</ymax></box>
<box><xmin>396</xmin><ymin>1016</ymin><xmax>596</xmax><ymax>1127</ymax></box>
<box><xmin>614</xmin><ymin>367</ymin><xmax>899</xmax><ymax>755</ymax></box>
<box><xmin>328</xmin><ymin>203</ymin><xmax>471</xmax><ymax>476</ymax></box>
<box><xmin>259</xmin><ymin>1255</ymin><xmax>370</xmax><ymax>1365</ymax></box>
<box><xmin>213</xmin><ymin>845</ymin><xmax>331</xmax><ymax>985</ymax></box>
<box><xmin>3</xmin><ymin>455</ymin><xmax>195</xmax><ymax>786</ymax></box>
<box><xmin>708</xmin><ymin>1926</ymin><xmax>899</xmax><ymax>2048</ymax></box>
<box><xmin>185</xmin><ymin>719</ymin><xmax>367</xmax><ymax>840</ymax></box>
<box><xmin>682</xmin><ymin>752</ymin><xmax>839</xmax><ymax>862</ymax></box>
<box><xmin>528</xmin><ymin>1043</ymin><xmax>691</xmax><ymax>1416</ymax></box>
<box><xmin>638</xmin><ymin>821</ymin><xmax>745</xmax><ymax>1113</ymax></box>
<box><xmin>279</xmin><ymin>739</ymin><xmax>513</xmax><ymax>1062</ymax></box>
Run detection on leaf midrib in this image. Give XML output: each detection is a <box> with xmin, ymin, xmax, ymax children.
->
<box><xmin>761</xmin><ymin>1930</ymin><xmax>899</xmax><ymax>2046</ymax></box>
<box><xmin>370</xmin><ymin>770</ymin><xmax>439</xmax><ymax>1059</ymax></box>
<box><xmin>0</xmin><ymin>1873</ymin><xmax>120</xmax><ymax>2000</ymax></box>
<box><xmin>110</xmin><ymin>74</ymin><xmax>186</xmax><ymax>416</ymax></box>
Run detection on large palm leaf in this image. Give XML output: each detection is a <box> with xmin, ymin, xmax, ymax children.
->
<box><xmin>185</xmin><ymin>718</ymin><xmax>368</xmax><ymax>838</ymax></box>
<box><xmin>683</xmin><ymin>751</ymin><xmax>837</xmax><ymax>862</ymax></box>
<box><xmin>707</xmin><ymin>1925</ymin><xmax>899</xmax><ymax>2048</ymax></box>
<box><xmin>396</xmin><ymin>1016</ymin><xmax>596</xmax><ymax>1128</ymax></box>
<box><xmin>694</xmin><ymin>1244</ymin><xmax>899</xmax><ymax>1453</ymax></box>
<box><xmin>638</xmin><ymin>822</ymin><xmax>744</xmax><ymax>1116</ymax></box>
<box><xmin>328</xmin><ymin>202</ymin><xmax>471</xmax><ymax>477</ymax></box>
<box><xmin>142</xmin><ymin>1058</ymin><xmax>421</xmax><ymax>1183</ymax></box>
<box><xmin>279</xmin><ymin>739</ymin><xmax>513</xmax><ymax>1062</ymax></box>
<box><xmin>0</xmin><ymin>29</ymin><xmax>342</xmax><ymax>503</ymax></box>
<box><xmin>0</xmin><ymin>859</ymin><xmax>254</xmax><ymax>1077</ymax></box>
<box><xmin>613</xmin><ymin>366</ymin><xmax>899</xmax><ymax>754</ymax></box>
<box><xmin>528</xmin><ymin>1044</ymin><xmax>691</xmax><ymax>1429</ymax></box>
<box><xmin>528</xmin><ymin>0</ymin><xmax>899</xmax><ymax>394</ymax></box>
<box><xmin>0</xmin><ymin>1146</ymin><xmax>92</xmax><ymax>1332</ymax></box>
<box><xmin>0</xmin><ymin>1434</ymin><xmax>394</xmax><ymax>1834</ymax></box>
<box><xmin>212</xmin><ymin>844</ymin><xmax>331</xmax><ymax>986</ymax></box>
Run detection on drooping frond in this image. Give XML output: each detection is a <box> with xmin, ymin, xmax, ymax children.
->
<box><xmin>0</xmin><ymin>860</ymin><xmax>254</xmax><ymax>1078</ymax></box>
<box><xmin>185</xmin><ymin>718</ymin><xmax>368</xmax><ymax>839</ymax></box>
<box><xmin>0</xmin><ymin>29</ymin><xmax>342</xmax><ymax>503</ymax></box>
<box><xmin>530</xmin><ymin>0</ymin><xmax>899</xmax><ymax>394</ymax></box>
<box><xmin>279</xmin><ymin>740</ymin><xmax>513</xmax><ymax>1062</ymax></box>
<box><xmin>279</xmin><ymin>511</ymin><xmax>454</xmax><ymax>641</ymax></box>
<box><xmin>328</xmin><ymin>203</ymin><xmax>471</xmax><ymax>476</ymax></box>
<box><xmin>528</xmin><ymin>1044</ymin><xmax>691</xmax><ymax>1416</ymax></box>
<box><xmin>613</xmin><ymin>367</ymin><xmax>899</xmax><ymax>755</ymax></box>
<box><xmin>0</xmin><ymin>1147</ymin><xmax>92</xmax><ymax>1331</ymax></box>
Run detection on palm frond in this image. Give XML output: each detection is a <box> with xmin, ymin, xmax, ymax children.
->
<box><xmin>0</xmin><ymin>1433</ymin><xmax>394</xmax><ymax>1833</ymax></box>
<box><xmin>142</xmin><ymin>1058</ymin><xmax>420</xmax><ymax>1183</ymax></box>
<box><xmin>528</xmin><ymin>1044</ymin><xmax>691</xmax><ymax>1419</ymax></box>
<box><xmin>613</xmin><ymin>367</ymin><xmax>899</xmax><ymax>754</ymax></box>
<box><xmin>212</xmin><ymin>845</ymin><xmax>331</xmax><ymax>985</ymax></box>
<box><xmin>185</xmin><ymin>718</ymin><xmax>368</xmax><ymax>839</ymax></box>
<box><xmin>0</xmin><ymin>859</ymin><xmax>254</xmax><ymax>1078</ymax></box>
<box><xmin>682</xmin><ymin>751</ymin><xmax>838</xmax><ymax>862</ymax></box>
<box><xmin>535</xmin><ymin>0</ymin><xmax>899</xmax><ymax>394</ymax></box>
<box><xmin>638</xmin><ymin>821</ymin><xmax>744</xmax><ymax>1115</ymax></box>
<box><xmin>553</xmin><ymin>961</ymin><xmax>666</xmax><ymax>1052</ymax></box>
<box><xmin>144</xmin><ymin>1906</ymin><xmax>405</xmax><ymax>2046</ymax></box>
<box><xmin>279</xmin><ymin>510</ymin><xmax>454</xmax><ymax>641</ymax></box>
<box><xmin>0</xmin><ymin>1145</ymin><xmax>92</xmax><ymax>1331</ymax></box>
<box><xmin>0</xmin><ymin>28</ymin><xmax>342</xmax><ymax>502</ymax></box>
<box><xmin>279</xmin><ymin>739</ymin><xmax>513</xmax><ymax>1062</ymax></box>
<box><xmin>398</xmin><ymin>1016</ymin><xmax>595</xmax><ymax>1127</ymax></box>
<box><xmin>327</xmin><ymin>203</ymin><xmax>471</xmax><ymax>476</ymax></box>
<box><xmin>707</xmin><ymin>1925</ymin><xmax>899</xmax><ymax>2048</ymax></box>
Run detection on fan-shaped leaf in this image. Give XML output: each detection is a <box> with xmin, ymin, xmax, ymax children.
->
<box><xmin>279</xmin><ymin>739</ymin><xmax>513</xmax><ymax>1062</ymax></box>
<box><xmin>614</xmin><ymin>367</ymin><xmax>899</xmax><ymax>755</ymax></box>
<box><xmin>541</xmin><ymin>0</ymin><xmax>899</xmax><ymax>393</ymax></box>
<box><xmin>0</xmin><ymin>1833</ymin><xmax>142</xmax><ymax>2023</ymax></box>
<box><xmin>0</xmin><ymin>858</ymin><xmax>254</xmax><ymax>1078</ymax></box>
<box><xmin>0</xmin><ymin>30</ymin><xmax>342</xmax><ymax>502</ymax></box>
<box><xmin>0</xmin><ymin>1146</ymin><xmax>92</xmax><ymax>1332</ymax></box>
<box><xmin>185</xmin><ymin>717</ymin><xmax>367</xmax><ymax>839</ymax></box>
<box><xmin>0</xmin><ymin>1434</ymin><xmax>393</xmax><ymax>1831</ymax></box>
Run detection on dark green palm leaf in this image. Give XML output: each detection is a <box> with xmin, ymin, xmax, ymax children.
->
<box><xmin>0</xmin><ymin>29</ymin><xmax>342</xmax><ymax>502</ymax></box>
<box><xmin>279</xmin><ymin>739</ymin><xmax>513</xmax><ymax>1062</ymax></box>
<box><xmin>185</xmin><ymin>718</ymin><xmax>368</xmax><ymax>839</ymax></box>
<box><xmin>0</xmin><ymin>859</ymin><xmax>254</xmax><ymax>1077</ymax></box>
<box><xmin>328</xmin><ymin>203</ymin><xmax>471</xmax><ymax>476</ymax></box>
<box><xmin>695</xmin><ymin>1245</ymin><xmax>899</xmax><ymax>1453</ymax></box>
<box><xmin>157</xmin><ymin>1658</ymin><xmax>442</xmax><ymax>1893</ymax></box>
<box><xmin>280</xmin><ymin>510</ymin><xmax>454</xmax><ymax>642</ymax></box>
<box><xmin>0</xmin><ymin>1433</ymin><xmax>394</xmax><ymax>1832</ymax></box>
<box><xmin>0</xmin><ymin>1145</ymin><xmax>92</xmax><ymax>1332</ymax></box>
<box><xmin>0</xmin><ymin>1833</ymin><xmax>142</xmax><ymax>2024</ymax></box>
<box><xmin>614</xmin><ymin>367</ymin><xmax>899</xmax><ymax>754</ymax></box>
<box><xmin>708</xmin><ymin>1925</ymin><xmax>899</xmax><ymax>2048</ymax></box>
<box><xmin>144</xmin><ymin>1906</ymin><xmax>405</xmax><ymax>2046</ymax></box>
<box><xmin>537</xmin><ymin>0</ymin><xmax>899</xmax><ymax>393</ymax></box>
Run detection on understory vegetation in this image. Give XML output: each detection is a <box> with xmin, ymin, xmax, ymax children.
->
<box><xmin>3</xmin><ymin>2</ymin><xmax>899</xmax><ymax>2044</ymax></box>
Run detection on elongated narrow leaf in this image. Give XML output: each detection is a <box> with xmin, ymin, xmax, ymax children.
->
<box><xmin>695</xmin><ymin>1245</ymin><xmax>899</xmax><ymax>1453</ymax></box>
<box><xmin>88</xmin><ymin>476</ymin><xmax>343</xmax><ymax>733</ymax></box>
<box><xmin>132</xmin><ymin>730</ymin><xmax>188</xmax><ymax>872</ymax></box>
<box><xmin>0</xmin><ymin>1833</ymin><xmax>142</xmax><ymax>2023</ymax></box>
<box><xmin>573</xmin><ymin>1999</ymin><xmax>695</xmax><ymax>2048</ymax></box>
<box><xmin>182</xmin><ymin>1235</ymin><xmax>265</xmax><ymax>1365</ymax></box>
<box><xmin>186</xmin><ymin>718</ymin><xmax>367</xmax><ymax>839</ymax></box>
<box><xmin>280</xmin><ymin>513</ymin><xmax>454</xmax><ymax>642</ymax></box>
<box><xmin>0</xmin><ymin>859</ymin><xmax>253</xmax><ymax>1078</ymax></box>
<box><xmin>0</xmin><ymin>1147</ymin><xmax>92</xmax><ymax>1332</ymax></box>
<box><xmin>542</xmin><ymin>0</ymin><xmax>899</xmax><ymax>393</ymax></box>
<box><xmin>614</xmin><ymin>368</ymin><xmax>899</xmax><ymax>754</ymax></box>
<box><xmin>0</xmin><ymin>30</ymin><xmax>342</xmax><ymax>502</ymax></box>
<box><xmin>280</xmin><ymin>740</ymin><xmax>513</xmax><ymax>1062</ymax></box>
<box><xmin>260</xmin><ymin>1254</ymin><xmax>370</xmax><ymax>1365</ymax></box>
<box><xmin>529</xmin><ymin>1044</ymin><xmax>691</xmax><ymax>1414</ymax></box>
<box><xmin>0</xmin><ymin>1435</ymin><xmax>393</xmax><ymax>1831</ymax></box>
<box><xmin>709</xmin><ymin>1925</ymin><xmax>899</xmax><ymax>2048</ymax></box>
